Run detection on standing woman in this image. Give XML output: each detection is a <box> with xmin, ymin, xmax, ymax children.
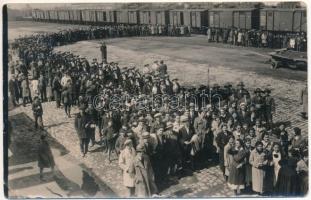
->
<box><xmin>249</xmin><ymin>141</ymin><xmax>268</xmax><ymax>195</ymax></box>
<box><xmin>270</xmin><ymin>143</ymin><xmax>283</xmax><ymax>187</ymax></box>
<box><xmin>134</xmin><ymin>144</ymin><xmax>158</xmax><ymax>197</ymax></box>
<box><xmin>119</xmin><ymin>139</ymin><xmax>136</xmax><ymax>197</ymax></box>
<box><xmin>224</xmin><ymin>136</ymin><xmax>235</xmax><ymax>181</ymax></box>
<box><xmin>227</xmin><ymin>139</ymin><xmax>248</xmax><ymax>195</ymax></box>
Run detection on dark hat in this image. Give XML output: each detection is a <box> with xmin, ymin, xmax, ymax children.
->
<box><xmin>213</xmin><ymin>83</ymin><xmax>220</xmax><ymax>88</ymax></box>
<box><xmin>237</xmin><ymin>81</ymin><xmax>245</xmax><ymax>87</ymax></box>
<box><xmin>254</xmin><ymin>88</ymin><xmax>262</xmax><ymax>93</ymax></box>
<box><xmin>264</xmin><ymin>88</ymin><xmax>271</xmax><ymax>93</ymax></box>
<box><xmin>293</xmin><ymin>127</ymin><xmax>301</xmax><ymax>135</ymax></box>
<box><xmin>172</xmin><ymin>78</ymin><xmax>178</xmax><ymax>81</ymax></box>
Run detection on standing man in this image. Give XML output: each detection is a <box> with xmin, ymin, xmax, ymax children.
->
<box><xmin>32</xmin><ymin>96</ymin><xmax>43</xmax><ymax>130</ymax></box>
<box><xmin>74</xmin><ymin>107</ymin><xmax>91</xmax><ymax>157</ymax></box>
<box><xmin>300</xmin><ymin>83</ymin><xmax>308</xmax><ymax>119</ymax></box>
<box><xmin>216</xmin><ymin>123</ymin><xmax>233</xmax><ymax>179</ymax></box>
<box><xmin>100</xmin><ymin>42</ymin><xmax>107</xmax><ymax>63</ymax></box>
<box><xmin>9</xmin><ymin>76</ymin><xmax>19</xmax><ymax>107</ymax></box>
<box><xmin>263</xmin><ymin>89</ymin><xmax>275</xmax><ymax>129</ymax></box>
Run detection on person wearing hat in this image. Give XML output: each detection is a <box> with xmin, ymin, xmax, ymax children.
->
<box><xmin>38</xmin><ymin>133</ymin><xmax>55</xmax><ymax>181</ymax></box>
<box><xmin>75</xmin><ymin>105</ymin><xmax>91</xmax><ymax>157</ymax></box>
<box><xmin>150</xmin><ymin>113</ymin><xmax>162</xmax><ymax>134</ymax></box>
<box><xmin>21</xmin><ymin>77</ymin><xmax>32</xmax><ymax>107</ymax></box>
<box><xmin>216</xmin><ymin>123</ymin><xmax>233</xmax><ymax>178</ymax></box>
<box><xmin>118</xmin><ymin>139</ymin><xmax>136</xmax><ymax>197</ymax></box>
<box><xmin>100</xmin><ymin>42</ymin><xmax>107</xmax><ymax>63</ymax></box>
<box><xmin>289</xmin><ymin>127</ymin><xmax>307</xmax><ymax>153</ymax></box>
<box><xmin>252</xmin><ymin>88</ymin><xmax>265</xmax><ymax>120</ymax></box>
<box><xmin>134</xmin><ymin>143</ymin><xmax>158</xmax><ymax>197</ymax></box>
<box><xmin>236</xmin><ymin>81</ymin><xmax>250</xmax><ymax>102</ymax></box>
<box><xmin>296</xmin><ymin>149</ymin><xmax>308</xmax><ymax>195</ymax></box>
<box><xmin>52</xmin><ymin>75</ymin><xmax>62</xmax><ymax>108</ymax></box>
<box><xmin>263</xmin><ymin>88</ymin><xmax>275</xmax><ymax>129</ymax></box>
<box><xmin>9</xmin><ymin>76</ymin><xmax>19</xmax><ymax>107</ymax></box>
<box><xmin>103</xmin><ymin>120</ymin><xmax>117</xmax><ymax>163</ymax></box>
<box><xmin>300</xmin><ymin>83</ymin><xmax>308</xmax><ymax>119</ymax></box>
<box><xmin>274</xmin><ymin>157</ymin><xmax>299</xmax><ymax>196</ymax></box>
<box><xmin>178</xmin><ymin>114</ymin><xmax>194</xmax><ymax>169</ymax></box>
<box><xmin>115</xmin><ymin>127</ymin><xmax>127</xmax><ymax>156</ymax></box>
<box><xmin>32</xmin><ymin>96</ymin><xmax>43</xmax><ymax>130</ymax></box>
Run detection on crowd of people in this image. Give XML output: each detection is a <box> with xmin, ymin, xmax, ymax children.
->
<box><xmin>205</xmin><ymin>27</ymin><xmax>307</xmax><ymax>51</ymax></box>
<box><xmin>8</xmin><ymin>26</ymin><xmax>308</xmax><ymax>197</ymax></box>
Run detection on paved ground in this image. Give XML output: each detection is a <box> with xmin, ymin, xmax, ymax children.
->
<box><xmin>7</xmin><ymin>21</ymin><xmax>308</xmax><ymax>198</ymax></box>
<box><xmin>8</xmin><ymin>112</ymin><xmax>116</xmax><ymax>198</ymax></box>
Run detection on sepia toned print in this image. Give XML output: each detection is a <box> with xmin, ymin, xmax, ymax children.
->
<box><xmin>5</xmin><ymin>1</ymin><xmax>308</xmax><ymax>198</ymax></box>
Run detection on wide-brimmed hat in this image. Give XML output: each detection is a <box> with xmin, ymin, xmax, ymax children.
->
<box><xmin>124</xmin><ymin>139</ymin><xmax>133</xmax><ymax>146</ymax></box>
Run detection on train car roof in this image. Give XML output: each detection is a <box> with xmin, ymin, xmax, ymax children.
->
<box><xmin>261</xmin><ymin>7</ymin><xmax>306</xmax><ymax>11</ymax></box>
<box><xmin>209</xmin><ymin>8</ymin><xmax>258</xmax><ymax>12</ymax></box>
<box><xmin>170</xmin><ymin>9</ymin><xmax>209</xmax><ymax>12</ymax></box>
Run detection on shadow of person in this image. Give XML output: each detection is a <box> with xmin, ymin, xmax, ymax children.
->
<box><xmin>81</xmin><ymin>170</ymin><xmax>99</xmax><ymax>197</ymax></box>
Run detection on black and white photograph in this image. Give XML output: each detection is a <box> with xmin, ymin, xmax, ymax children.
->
<box><xmin>3</xmin><ymin>1</ymin><xmax>309</xmax><ymax>198</ymax></box>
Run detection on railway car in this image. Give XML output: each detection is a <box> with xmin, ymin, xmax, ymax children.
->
<box><xmin>151</xmin><ymin>10</ymin><xmax>169</xmax><ymax>25</ymax></box>
<box><xmin>115</xmin><ymin>10</ymin><xmax>129</xmax><ymax>24</ymax></box>
<box><xmin>68</xmin><ymin>10</ymin><xmax>82</xmax><ymax>24</ymax></box>
<box><xmin>169</xmin><ymin>9</ymin><xmax>208</xmax><ymax>28</ymax></box>
<box><xmin>139</xmin><ymin>10</ymin><xmax>169</xmax><ymax>25</ymax></box>
<box><xmin>260</xmin><ymin>8</ymin><xmax>306</xmax><ymax>32</ymax></box>
<box><xmin>58</xmin><ymin>10</ymin><xmax>70</xmax><ymax>24</ymax></box>
<box><xmin>95</xmin><ymin>10</ymin><xmax>107</xmax><ymax>25</ymax></box>
<box><xmin>43</xmin><ymin>10</ymin><xmax>50</xmax><ymax>22</ymax></box>
<box><xmin>209</xmin><ymin>8</ymin><xmax>259</xmax><ymax>29</ymax></box>
<box><xmin>31</xmin><ymin>9</ymin><xmax>39</xmax><ymax>21</ymax></box>
<box><xmin>106</xmin><ymin>10</ymin><xmax>117</xmax><ymax>24</ymax></box>
<box><xmin>128</xmin><ymin>9</ymin><xmax>140</xmax><ymax>24</ymax></box>
<box><xmin>139</xmin><ymin>10</ymin><xmax>151</xmax><ymax>24</ymax></box>
<box><xmin>35</xmin><ymin>10</ymin><xmax>45</xmax><ymax>22</ymax></box>
<box><xmin>81</xmin><ymin>9</ymin><xmax>97</xmax><ymax>24</ymax></box>
<box><xmin>49</xmin><ymin>10</ymin><xmax>59</xmax><ymax>23</ymax></box>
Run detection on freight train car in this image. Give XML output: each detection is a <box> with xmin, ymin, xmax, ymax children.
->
<box><xmin>58</xmin><ymin>10</ymin><xmax>70</xmax><ymax>24</ymax></box>
<box><xmin>69</xmin><ymin>10</ymin><xmax>82</xmax><ymax>24</ymax></box>
<box><xmin>95</xmin><ymin>10</ymin><xmax>107</xmax><ymax>25</ymax></box>
<box><xmin>31</xmin><ymin>9</ymin><xmax>39</xmax><ymax>21</ymax></box>
<box><xmin>128</xmin><ymin>9</ymin><xmax>140</xmax><ymax>24</ymax></box>
<box><xmin>151</xmin><ymin>10</ymin><xmax>169</xmax><ymax>25</ymax></box>
<box><xmin>43</xmin><ymin>10</ymin><xmax>50</xmax><ymax>21</ymax></box>
<box><xmin>139</xmin><ymin>10</ymin><xmax>151</xmax><ymax>24</ymax></box>
<box><xmin>139</xmin><ymin>10</ymin><xmax>169</xmax><ymax>25</ymax></box>
<box><xmin>106</xmin><ymin>10</ymin><xmax>117</xmax><ymax>24</ymax></box>
<box><xmin>49</xmin><ymin>10</ymin><xmax>59</xmax><ymax>23</ymax></box>
<box><xmin>209</xmin><ymin>8</ymin><xmax>259</xmax><ymax>29</ymax></box>
<box><xmin>81</xmin><ymin>9</ymin><xmax>97</xmax><ymax>24</ymax></box>
<box><xmin>260</xmin><ymin>8</ymin><xmax>306</xmax><ymax>32</ymax></box>
<box><xmin>169</xmin><ymin>9</ymin><xmax>208</xmax><ymax>28</ymax></box>
<box><xmin>115</xmin><ymin>10</ymin><xmax>129</xmax><ymax>24</ymax></box>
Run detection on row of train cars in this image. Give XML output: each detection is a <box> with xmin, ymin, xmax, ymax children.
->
<box><xmin>31</xmin><ymin>7</ymin><xmax>307</xmax><ymax>33</ymax></box>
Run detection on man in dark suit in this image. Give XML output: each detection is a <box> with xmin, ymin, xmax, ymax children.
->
<box><xmin>216</xmin><ymin>123</ymin><xmax>233</xmax><ymax>177</ymax></box>
<box><xmin>74</xmin><ymin>107</ymin><xmax>92</xmax><ymax>157</ymax></box>
<box><xmin>178</xmin><ymin>115</ymin><xmax>194</xmax><ymax>169</ymax></box>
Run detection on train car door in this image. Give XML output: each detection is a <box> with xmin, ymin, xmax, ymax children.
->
<box><xmin>301</xmin><ymin>10</ymin><xmax>307</xmax><ymax>32</ymax></box>
<box><xmin>239</xmin><ymin>12</ymin><xmax>246</xmax><ymax>29</ymax></box>
<box><xmin>233</xmin><ymin>11</ymin><xmax>239</xmax><ymax>28</ymax></box>
<box><xmin>293</xmin><ymin>11</ymin><xmax>302</xmax><ymax>32</ymax></box>
<box><xmin>191</xmin><ymin>11</ymin><xmax>196</xmax><ymax>27</ymax></box>
<box><xmin>266</xmin><ymin>10</ymin><xmax>274</xmax><ymax>31</ymax></box>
